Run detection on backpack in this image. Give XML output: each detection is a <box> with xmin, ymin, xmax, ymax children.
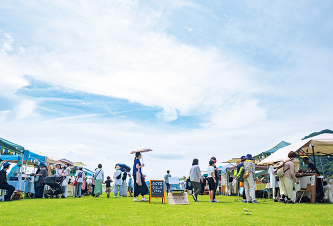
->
<box><xmin>273</xmin><ymin>160</ymin><xmax>290</xmax><ymax>177</ymax></box>
<box><xmin>236</xmin><ymin>166</ymin><xmax>245</xmax><ymax>182</ymax></box>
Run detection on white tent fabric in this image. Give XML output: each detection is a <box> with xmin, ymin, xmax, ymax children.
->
<box><xmin>259</xmin><ymin>133</ymin><xmax>333</xmax><ymax>165</ymax></box>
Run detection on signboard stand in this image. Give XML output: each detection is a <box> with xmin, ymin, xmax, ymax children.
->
<box><xmin>149</xmin><ymin>180</ymin><xmax>166</xmax><ymax>204</ymax></box>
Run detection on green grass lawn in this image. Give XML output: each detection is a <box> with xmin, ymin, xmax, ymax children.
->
<box><xmin>1</xmin><ymin>193</ymin><xmax>333</xmax><ymax>225</ymax></box>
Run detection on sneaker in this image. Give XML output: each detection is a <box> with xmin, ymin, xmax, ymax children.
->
<box><xmin>133</xmin><ymin>198</ymin><xmax>140</xmax><ymax>202</ymax></box>
<box><xmin>192</xmin><ymin>194</ymin><xmax>197</xmax><ymax>201</ymax></box>
<box><xmin>195</xmin><ymin>199</ymin><xmax>200</xmax><ymax>202</ymax></box>
<box><xmin>247</xmin><ymin>201</ymin><xmax>252</xmax><ymax>203</ymax></box>
<box><xmin>141</xmin><ymin>198</ymin><xmax>148</xmax><ymax>202</ymax></box>
<box><xmin>214</xmin><ymin>199</ymin><xmax>219</xmax><ymax>203</ymax></box>
<box><xmin>252</xmin><ymin>200</ymin><xmax>260</xmax><ymax>204</ymax></box>
<box><xmin>242</xmin><ymin>199</ymin><xmax>247</xmax><ymax>203</ymax></box>
<box><xmin>210</xmin><ymin>200</ymin><xmax>217</xmax><ymax>203</ymax></box>
<box><xmin>274</xmin><ymin>199</ymin><xmax>278</xmax><ymax>202</ymax></box>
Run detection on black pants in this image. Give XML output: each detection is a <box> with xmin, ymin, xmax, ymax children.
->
<box><xmin>0</xmin><ymin>183</ymin><xmax>15</xmax><ymax>201</ymax></box>
<box><xmin>274</xmin><ymin>187</ymin><xmax>280</xmax><ymax>198</ymax></box>
<box><xmin>133</xmin><ymin>174</ymin><xmax>148</xmax><ymax>197</ymax></box>
<box><xmin>92</xmin><ymin>184</ymin><xmax>95</xmax><ymax>196</ymax></box>
<box><xmin>243</xmin><ymin>187</ymin><xmax>246</xmax><ymax>199</ymax></box>
<box><xmin>35</xmin><ymin>185</ymin><xmax>44</xmax><ymax>198</ymax></box>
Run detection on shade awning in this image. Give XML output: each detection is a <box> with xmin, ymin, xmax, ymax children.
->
<box><xmin>259</xmin><ymin>133</ymin><xmax>333</xmax><ymax>165</ymax></box>
<box><xmin>222</xmin><ymin>158</ymin><xmax>241</xmax><ymax>164</ymax></box>
<box><xmin>0</xmin><ymin>137</ymin><xmax>25</xmax><ymax>154</ymax></box>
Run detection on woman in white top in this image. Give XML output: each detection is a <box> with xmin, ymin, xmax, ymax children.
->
<box><xmin>74</xmin><ymin>166</ymin><xmax>85</xmax><ymax>198</ymax></box>
<box><xmin>55</xmin><ymin>164</ymin><xmax>63</xmax><ymax>177</ymax></box>
<box><xmin>62</xmin><ymin>164</ymin><xmax>71</xmax><ymax>198</ymax></box>
<box><xmin>207</xmin><ymin>159</ymin><xmax>217</xmax><ymax>202</ymax></box>
<box><xmin>190</xmin><ymin>158</ymin><xmax>203</xmax><ymax>202</ymax></box>
<box><xmin>94</xmin><ymin>164</ymin><xmax>104</xmax><ymax>198</ymax></box>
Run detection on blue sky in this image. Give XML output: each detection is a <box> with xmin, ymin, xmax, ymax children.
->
<box><xmin>1</xmin><ymin>0</ymin><xmax>333</xmax><ymax>178</ymax></box>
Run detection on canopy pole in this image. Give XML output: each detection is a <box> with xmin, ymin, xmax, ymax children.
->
<box><xmin>312</xmin><ymin>145</ymin><xmax>316</xmax><ymax>169</ymax></box>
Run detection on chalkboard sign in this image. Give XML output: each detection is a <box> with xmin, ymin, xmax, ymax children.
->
<box><xmin>149</xmin><ymin>180</ymin><xmax>165</xmax><ymax>204</ymax></box>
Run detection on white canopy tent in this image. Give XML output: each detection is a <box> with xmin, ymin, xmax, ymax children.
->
<box><xmin>259</xmin><ymin>133</ymin><xmax>333</xmax><ymax>165</ymax></box>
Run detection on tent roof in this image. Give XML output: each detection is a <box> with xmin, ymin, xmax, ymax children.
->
<box><xmin>0</xmin><ymin>137</ymin><xmax>24</xmax><ymax>154</ymax></box>
<box><xmin>222</xmin><ymin>158</ymin><xmax>241</xmax><ymax>164</ymax></box>
<box><xmin>259</xmin><ymin>133</ymin><xmax>333</xmax><ymax>165</ymax></box>
<box><xmin>254</xmin><ymin>141</ymin><xmax>291</xmax><ymax>158</ymax></box>
<box><xmin>220</xmin><ymin>163</ymin><xmax>237</xmax><ymax>173</ymax></box>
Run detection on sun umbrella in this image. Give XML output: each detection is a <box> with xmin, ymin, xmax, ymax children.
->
<box><xmin>116</xmin><ymin>163</ymin><xmax>131</xmax><ymax>172</ymax></box>
<box><xmin>59</xmin><ymin>158</ymin><xmax>74</xmax><ymax>166</ymax></box>
<box><xmin>130</xmin><ymin>145</ymin><xmax>153</xmax><ymax>164</ymax></box>
<box><xmin>130</xmin><ymin>145</ymin><xmax>153</xmax><ymax>154</ymax></box>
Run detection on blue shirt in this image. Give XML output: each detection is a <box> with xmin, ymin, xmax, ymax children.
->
<box><xmin>128</xmin><ymin>177</ymin><xmax>133</xmax><ymax>187</ymax></box>
<box><xmin>133</xmin><ymin>159</ymin><xmax>141</xmax><ymax>175</ymax></box>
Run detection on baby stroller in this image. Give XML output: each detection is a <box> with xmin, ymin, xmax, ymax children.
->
<box><xmin>44</xmin><ymin>175</ymin><xmax>65</xmax><ymax>198</ymax></box>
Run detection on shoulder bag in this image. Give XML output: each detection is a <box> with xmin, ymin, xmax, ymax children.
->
<box><xmin>243</xmin><ymin>162</ymin><xmax>253</xmax><ymax>179</ymax></box>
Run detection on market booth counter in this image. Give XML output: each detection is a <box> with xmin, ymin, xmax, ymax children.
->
<box><xmin>296</xmin><ymin>172</ymin><xmax>319</xmax><ymax>203</ymax></box>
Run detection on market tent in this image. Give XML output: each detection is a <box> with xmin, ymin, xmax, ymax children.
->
<box><xmin>259</xmin><ymin>133</ymin><xmax>333</xmax><ymax>165</ymax></box>
<box><xmin>0</xmin><ymin>137</ymin><xmax>24</xmax><ymax>154</ymax></box>
<box><xmin>222</xmin><ymin>158</ymin><xmax>241</xmax><ymax>164</ymax></box>
<box><xmin>83</xmin><ymin>168</ymin><xmax>94</xmax><ymax>176</ymax></box>
<box><xmin>220</xmin><ymin>164</ymin><xmax>237</xmax><ymax>173</ymax></box>
<box><xmin>23</xmin><ymin>150</ymin><xmax>45</xmax><ymax>163</ymax></box>
<box><xmin>254</xmin><ymin>141</ymin><xmax>291</xmax><ymax>161</ymax></box>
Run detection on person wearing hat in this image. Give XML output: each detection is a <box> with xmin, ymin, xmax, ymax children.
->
<box><xmin>236</xmin><ymin>156</ymin><xmax>247</xmax><ymax>202</ymax></box>
<box><xmin>243</xmin><ymin>154</ymin><xmax>259</xmax><ymax>203</ymax></box>
<box><xmin>164</xmin><ymin>170</ymin><xmax>171</xmax><ymax>193</ymax></box>
<box><xmin>113</xmin><ymin>165</ymin><xmax>123</xmax><ymax>197</ymax></box>
<box><xmin>7</xmin><ymin>161</ymin><xmax>22</xmax><ymax>181</ymax></box>
<box><xmin>0</xmin><ymin>162</ymin><xmax>15</xmax><ymax>201</ymax></box>
<box><xmin>74</xmin><ymin>166</ymin><xmax>85</xmax><ymax>198</ymax></box>
<box><xmin>35</xmin><ymin>162</ymin><xmax>48</xmax><ymax>198</ymax></box>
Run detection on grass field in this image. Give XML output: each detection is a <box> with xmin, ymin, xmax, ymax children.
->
<box><xmin>1</xmin><ymin>193</ymin><xmax>333</xmax><ymax>225</ymax></box>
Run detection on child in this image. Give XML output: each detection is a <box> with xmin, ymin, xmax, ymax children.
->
<box><xmin>207</xmin><ymin>159</ymin><xmax>217</xmax><ymax>202</ymax></box>
<box><xmin>105</xmin><ymin>176</ymin><xmax>113</xmax><ymax>198</ymax></box>
<box><xmin>128</xmin><ymin>173</ymin><xmax>133</xmax><ymax>197</ymax></box>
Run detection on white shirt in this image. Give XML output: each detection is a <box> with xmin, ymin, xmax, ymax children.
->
<box><xmin>207</xmin><ymin>166</ymin><xmax>215</xmax><ymax>178</ymax></box>
<box><xmin>56</xmin><ymin>169</ymin><xmax>63</xmax><ymax>177</ymax></box>
<box><xmin>94</xmin><ymin>169</ymin><xmax>104</xmax><ymax>180</ymax></box>
<box><xmin>75</xmin><ymin>170</ymin><xmax>85</xmax><ymax>183</ymax></box>
<box><xmin>63</xmin><ymin>167</ymin><xmax>71</xmax><ymax>177</ymax></box>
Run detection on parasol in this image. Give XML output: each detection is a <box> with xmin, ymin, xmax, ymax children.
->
<box><xmin>59</xmin><ymin>158</ymin><xmax>74</xmax><ymax>166</ymax></box>
<box><xmin>130</xmin><ymin>145</ymin><xmax>153</xmax><ymax>154</ymax></box>
<box><xmin>116</xmin><ymin>163</ymin><xmax>131</xmax><ymax>172</ymax></box>
<box><xmin>130</xmin><ymin>145</ymin><xmax>153</xmax><ymax>164</ymax></box>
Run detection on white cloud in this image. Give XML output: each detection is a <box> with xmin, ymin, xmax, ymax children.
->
<box><xmin>0</xmin><ymin>0</ymin><xmax>264</xmax><ymax>127</ymax></box>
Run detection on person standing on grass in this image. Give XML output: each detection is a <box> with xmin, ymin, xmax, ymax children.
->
<box><xmin>122</xmin><ymin>168</ymin><xmax>128</xmax><ymax>197</ymax></box>
<box><xmin>210</xmin><ymin>157</ymin><xmax>219</xmax><ymax>202</ymax></box>
<box><xmin>236</xmin><ymin>156</ymin><xmax>247</xmax><ymax>202</ymax></box>
<box><xmin>113</xmin><ymin>165</ymin><xmax>123</xmax><ymax>197</ymax></box>
<box><xmin>62</xmin><ymin>163</ymin><xmax>71</xmax><ymax>198</ymax></box>
<box><xmin>105</xmin><ymin>176</ymin><xmax>113</xmax><ymax>198</ymax></box>
<box><xmin>164</xmin><ymin>170</ymin><xmax>171</xmax><ymax>193</ymax></box>
<box><xmin>74</xmin><ymin>166</ymin><xmax>85</xmax><ymax>198</ymax></box>
<box><xmin>35</xmin><ymin>162</ymin><xmax>48</xmax><ymax>198</ymax></box>
<box><xmin>94</xmin><ymin>164</ymin><xmax>104</xmax><ymax>198</ymax></box>
<box><xmin>190</xmin><ymin>158</ymin><xmax>203</xmax><ymax>202</ymax></box>
<box><xmin>128</xmin><ymin>173</ymin><xmax>133</xmax><ymax>197</ymax></box>
<box><xmin>243</xmin><ymin>154</ymin><xmax>259</xmax><ymax>204</ymax></box>
<box><xmin>91</xmin><ymin>168</ymin><xmax>97</xmax><ymax>197</ymax></box>
<box><xmin>133</xmin><ymin>152</ymin><xmax>149</xmax><ymax>202</ymax></box>
<box><xmin>279</xmin><ymin>151</ymin><xmax>299</xmax><ymax>204</ymax></box>
<box><xmin>207</xmin><ymin>159</ymin><xmax>217</xmax><ymax>202</ymax></box>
